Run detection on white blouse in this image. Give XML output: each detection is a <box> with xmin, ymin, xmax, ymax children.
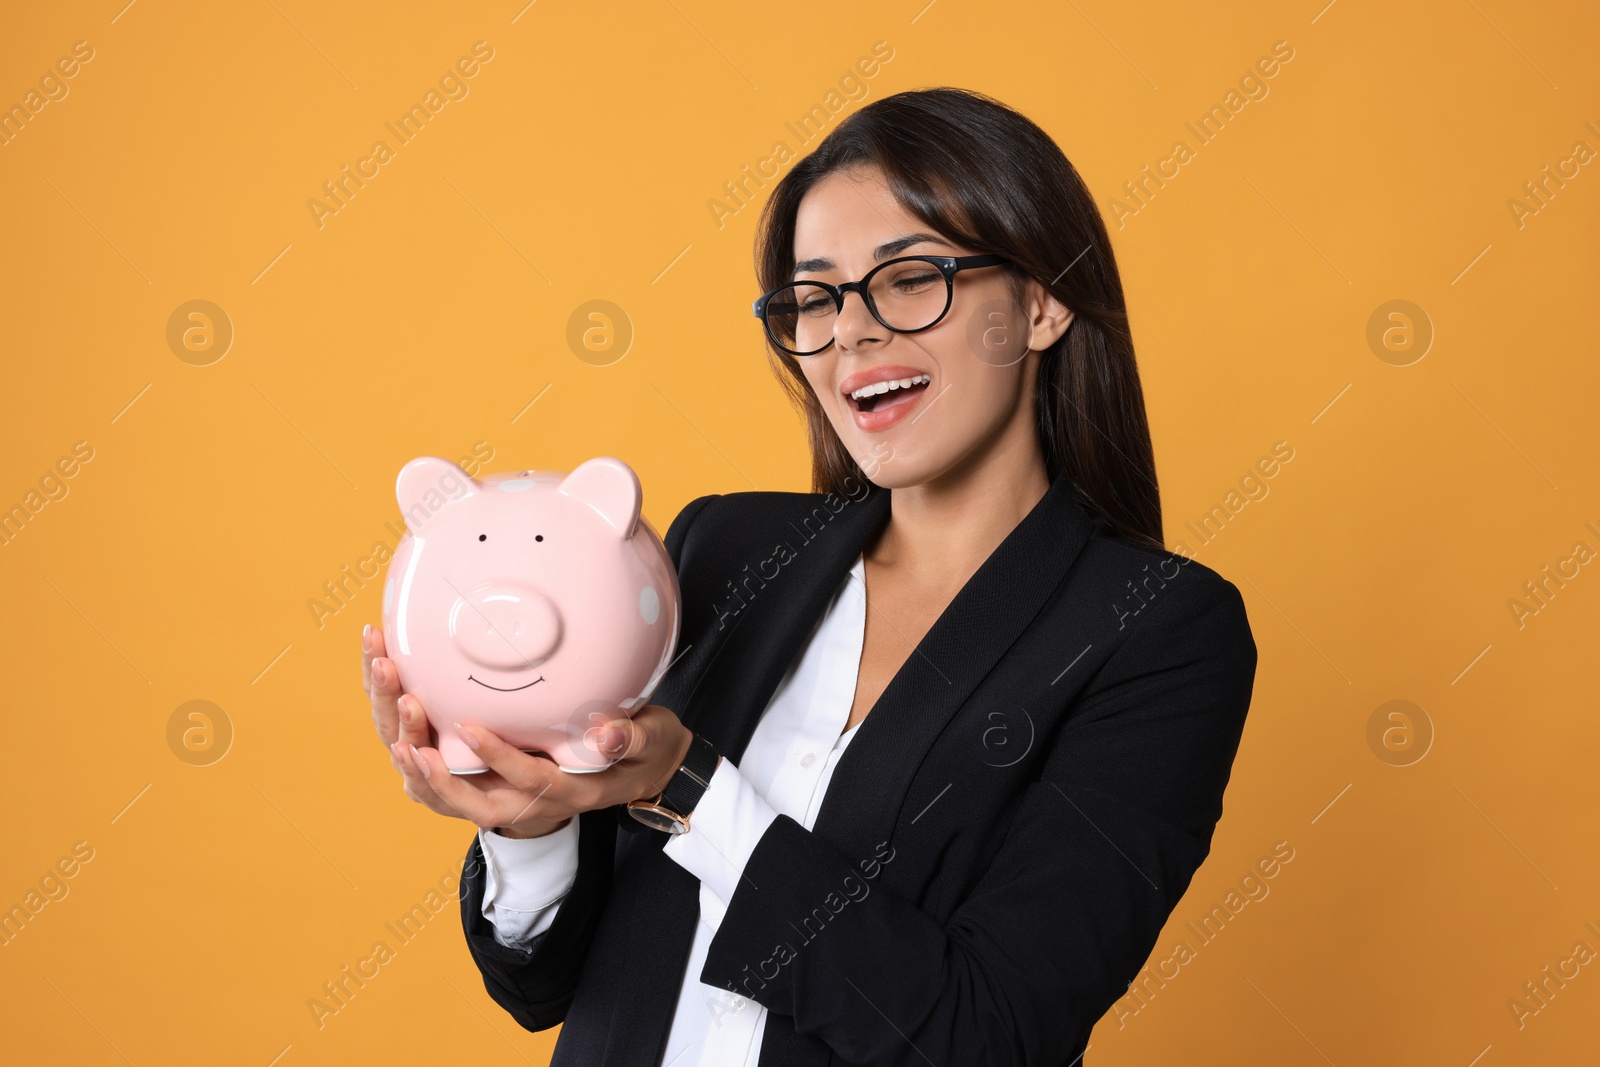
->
<box><xmin>475</xmin><ymin>551</ymin><xmax>869</xmax><ymax>1067</ymax></box>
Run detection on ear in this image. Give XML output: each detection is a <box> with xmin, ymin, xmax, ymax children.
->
<box><xmin>395</xmin><ymin>456</ymin><xmax>478</xmax><ymax>529</ymax></box>
<box><xmin>1025</xmin><ymin>279</ymin><xmax>1075</xmax><ymax>352</ymax></box>
<box><xmin>557</xmin><ymin>457</ymin><xmax>642</xmax><ymax>538</ymax></box>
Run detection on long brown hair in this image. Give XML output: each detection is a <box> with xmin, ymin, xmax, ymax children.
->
<box><xmin>752</xmin><ymin>86</ymin><xmax>1164</xmax><ymax>548</ymax></box>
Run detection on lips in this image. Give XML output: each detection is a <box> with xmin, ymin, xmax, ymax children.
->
<box><xmin>849</xmin><ymin>379</ymin><xmax>933</xmax><ymax>432</ymax></box>
<box><xmin>852</xmin><ymin>377</ymin><xmax>929</xmax><ymax>413</ymax></box>
<box><xmin>839</xmin><ymin>363</ymin><xmax>930</xmax><ymax>399</ymax></box>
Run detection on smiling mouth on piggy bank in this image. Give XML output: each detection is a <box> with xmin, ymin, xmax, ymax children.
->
<box><xmin>467</xmin><ymin>674</ymin><xmax>547</xmax><ymax>692</ymax></box>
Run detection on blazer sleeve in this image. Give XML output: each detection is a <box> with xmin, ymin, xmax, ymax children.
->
<box><xmin>696</xmin><ymin>570</ymin><xmax>1258</xmax><ymax>1065</ymax></box>
<box><xmin>457</xmin><ymin>491</ymin><xmax>721</xmax><ymax>1032</ymax></box>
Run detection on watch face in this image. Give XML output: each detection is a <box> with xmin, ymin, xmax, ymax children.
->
<box><xmin>628</xmin><ymin>805</ymin><xmax>688</xmax><ymax>834</ymax></box>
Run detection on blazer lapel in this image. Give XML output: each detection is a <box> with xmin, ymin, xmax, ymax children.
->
<box><xmin>607</xmin><ymin>481</ymin><xmax>892</xmax><ymax>1067</ymax></box>
<box><xmin>811</xmin><ymin>471</ymin><xmax>1097</xmax><ymax>865</ymax></box>
<box><xmin>614</xmin><ymin>471</ymin><xmax>1097</xmax><ymax>1067</ymax></box>
<box><xmin>685</xmin><ymin>468</ymin><xmax>1097</xmax><ymax>864</ymax></box>
<box><xmin>679</xmin><ymin>481</ymin><xmax>893</xmax><ymax>761</ymax></box>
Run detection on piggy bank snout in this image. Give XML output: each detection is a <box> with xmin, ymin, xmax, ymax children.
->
<box><xmin>450</xmin><ymin>583</ymin><xmax>562</xmax><ymax>670</ymax></box>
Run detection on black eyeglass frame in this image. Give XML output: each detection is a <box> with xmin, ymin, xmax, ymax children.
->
<box><xmin>751</xmin><ymin>253</ymin><xmax>1011</xmax><ymax>356</ymax></box>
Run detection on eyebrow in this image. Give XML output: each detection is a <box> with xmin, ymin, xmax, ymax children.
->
<box><xmin>791</xmin><ymin>232</ymin><xmax>954</xmax><ymax>279</ymax></box>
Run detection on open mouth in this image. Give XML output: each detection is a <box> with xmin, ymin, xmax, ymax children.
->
<box><xmin>849</xmin><ymin>374</ymin><xmax>932</xmax><ymax>413</ymax></box>
<box><xmin>467</xmin><ymin>674</ymin><xmax>545</xmax><ymax>692</ymax></box>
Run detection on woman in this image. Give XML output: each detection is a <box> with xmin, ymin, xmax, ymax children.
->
<box><xmin>363</xmin><ymin>87</ymin><xmax>1257</xmax><ymax>1066</ymax></box>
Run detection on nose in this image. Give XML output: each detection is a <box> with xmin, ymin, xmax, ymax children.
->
<box><xmin>832</xmin><ymin>286</ymin><xmax>886</xmax><ymax>352</ymax></box>
<box><xmin>449</xmin><ymin>582</ymin><xmax>562</xmax><ymax>669</ymax></box>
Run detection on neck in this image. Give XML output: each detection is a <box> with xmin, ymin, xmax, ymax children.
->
<box><xmin>871</xmin><ymin>445</ymin><xmax>1051</xmax><ymax>581</ymax></box>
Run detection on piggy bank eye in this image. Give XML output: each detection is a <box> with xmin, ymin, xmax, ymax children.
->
<box><xmin>478</xmin><ymin>534</ymin><xmax>487</xmax><ymax>541</ymax></box>
<box><xmin>535</xmin><ymin>535</ymin><xmax>544</xmax><ymax>542</ymax></box>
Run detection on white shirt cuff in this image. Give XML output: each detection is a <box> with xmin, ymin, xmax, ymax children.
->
<box><xmin>661</xmin><ymin>756</ymin><xmax>779</xmax><ymax>908</ymax></box>
<box><xmin>477</xmin><ymin>818</ymin><xmax>581</xmax><ymax>949</ymax></box>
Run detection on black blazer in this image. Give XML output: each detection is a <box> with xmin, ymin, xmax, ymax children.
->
<box><xmin>457</xmin><ymin>469</ymin><xmax>1258</xmax><ymax>1066</ymax></box>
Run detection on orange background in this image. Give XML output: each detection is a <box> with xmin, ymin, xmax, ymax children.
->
<box><xmin>2</xmin><ymin>1</ymin><xmax>1597</xmax><ymax>1064</ymax></box>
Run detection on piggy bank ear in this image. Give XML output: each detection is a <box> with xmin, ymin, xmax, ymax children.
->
<box><xmin>396</xmin><ymin>457</ymin><xmax>478</xmax><ymax>531</ymax></box>
<box><xmin>558</xmin><ymin>457</ymin><xmax>642</xmax><ymax>538</ymax></box>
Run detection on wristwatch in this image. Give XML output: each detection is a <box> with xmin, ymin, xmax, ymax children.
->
<box><xmin>626</xmin><ymin>732</ymin><xmax>720</xmax><ymax>834</ymax></box>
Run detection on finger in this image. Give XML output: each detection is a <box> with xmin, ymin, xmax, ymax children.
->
<box><xmin>617</xmin><ymin>706</ymin><xmax>693</xmax><ymax>798</ymax></box>
<box><xmin>397</xmin><ymin>693</ymin><xmax>434</xmax><ymax>751</ymax></box>
<box><xmin>369</xmin><ymin>655</ymin><xmax>403</xmax><ymax>749</ymax></box>
<box><xmin>456</xmin><ymin>722</ymin><xmax>564</xmax><ymax>794</ymax></box>
<box><xmin>394</xmin><ymin>739</ymin><xmax>448</xmax><ymax>809</ymax></box>
<box><xmin>410</xmin><ymin>744</ymin><xmax>525</xmax><ymax>828</ymax></box>
<box><xmin>362</xmin><ymin>623</ymin><xmax>388</xmax><ymax>694</ymax></box>
<box><xmin>572</xmin><ymin>712</ymin><xmax>661</xmax><ymax>805</ymax></box>
<box><xmin>583</xmin><ymin>713</ymin><xmax>640</xmax><ymax>763</ymax></box>
<box><xmin>604</xmin><ymin>707</ymin><xmax>669</xmax><ymax>763</ymax></box>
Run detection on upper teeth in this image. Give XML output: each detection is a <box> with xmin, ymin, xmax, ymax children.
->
<box><xmin>850</xmin><ymin>373</ymin><xmax>930</xmax><ymax>400</ymax></box>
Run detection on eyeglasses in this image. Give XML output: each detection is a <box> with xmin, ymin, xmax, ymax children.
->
<box><xmin>752</xmin><ymin>254</ymin><xmax>1011</xmax><ymax>357</ymax></box>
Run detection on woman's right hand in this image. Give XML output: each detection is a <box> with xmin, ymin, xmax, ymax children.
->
<box><xmin>363</xmin><ymin>622</ymin><xmax>694</xmax><ymax>839</ymax></box>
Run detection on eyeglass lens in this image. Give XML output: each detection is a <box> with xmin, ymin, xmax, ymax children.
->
<box><xmin>764</xmin><ymin>260</ymin><xmax>950</xmax><ymax>354</ymax></box>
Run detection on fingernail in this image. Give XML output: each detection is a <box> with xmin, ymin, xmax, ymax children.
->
<box><xmin>398</xmin><ymin>696</ymin><xmax>412</xmax><ymax>723</ymax></box>
<box><xmin>362</xmin><ymin>624</ymin><xmax>373</xmax><ymax>652</ymax></box>
<box><xmin>410</xmin><ymin>744</ymin><xmax>430</xmax><ymax>778</ymax></box>
<box><xmin>456</xmin><ymin>723</ymin><xmax>479</xmax><ymax>750</ymax></box>
<box><xmin>391</xmin><ymin>740</ymin><xmax>407</xmax><ymax>767</ymax></box>
<box><xmin>601</xmin><ymin>727</ymin><xmax>623</xmax><ymax>752</ymax></box>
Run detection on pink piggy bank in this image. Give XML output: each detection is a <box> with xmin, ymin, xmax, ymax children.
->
<box><xmin>380</xmin><ymin>456</ymin><xmax>682</xmax><ymax>775</ymax></box>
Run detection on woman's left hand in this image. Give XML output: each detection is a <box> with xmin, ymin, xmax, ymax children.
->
<box><xmin>399</xmin><ymin>700</ymin><xmax>696</xmax><ymax>835</ymax></box>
